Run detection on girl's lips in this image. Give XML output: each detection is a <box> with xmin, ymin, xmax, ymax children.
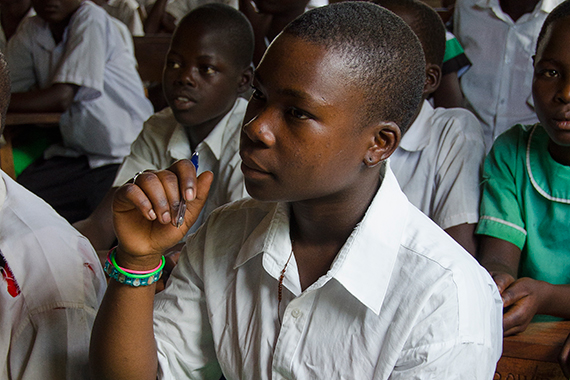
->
<box><xmin>241</xmin><ymin>162</ymin><xmax>272</xmax><ymax>181</ymax></box>
<box><xmin>172</xmin><ymin>96</ymin><xmax>196</xmax><ymax>110</ymax></box>
<box><xmin>554</xmin><ymin>119</ymin><xmax>570</xmax><ymax>130</ymax></box>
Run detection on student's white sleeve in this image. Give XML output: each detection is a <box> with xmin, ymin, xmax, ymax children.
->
<box><xmin>51</xmin><ymin>9</ymin><xmax>107</xmax><ymax>101</ymax></box>
<box><xmin>389</xmin><ymin>271</ymin><xmax>502</xmax><ymax>379</ymax></box>
<box><xmin>5</xmin><ymin>19</ymin><xmax>37</xmax><ymax>93</ymax></box>
<box><xmin>9</xmin><ymin>307</ymin><xmax>98</xmax><ymax>380</ymax></box>
<box><xmin>153</xmin><ymin>227</ymin><xmax>222</xmax><ymax>380</ymax></box>
<box><xmin>431</xmin><ymin>110</ymin><xmax>485</xmax><ymax>230</ymax></box>
<box><xmin>112</xmin><ymin>117</ymin><xmax>176</xmax><ymax>186</ymax></box>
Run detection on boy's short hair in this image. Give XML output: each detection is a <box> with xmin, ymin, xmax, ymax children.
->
<box><xmin>0</xmin><ymin>53</ymin><xmax>10</xmax><ymax>132</ymax></box>
<box><xmin>176</xmin><ymin>4</ymin><xmax>254</xmax><ymax>69</ymax></box>
<box><xmin>372</xmin><ymin>0</ymin><xmax>446</xmax><ymax>68</ymax></box>
<box><xmin>283</xmin><ymin>1</ymin><xmax>425</xmax><ymax>131</ymax></box>
<box><xmin>536</xmin><ymin>0</ymin><xmax>570</xmax><ymax>53</ymax></box>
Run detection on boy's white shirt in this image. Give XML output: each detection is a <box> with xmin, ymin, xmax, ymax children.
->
<box><xmin>5</xmin><ymin>1</ymin><xmax>153</xmax><ymax>168</ymax></box>
<box><xmin>102</xmin><ymin>0</ymin><xmax>144</xmax><ymax>36</ymax></box>
<box><xmin>454</xmin><ymin>0</ymin><xmax>565</xmax><ymax>151</ymax></box>
<box><xmin>153</xmin><ymin>163</ymin><xmax>503</xmax><ymax>379</ymax></box>
<box><xmin>390</xmin><ymin>100</ymin><xmax>485</xmax><ymax>230</ymax></box>
<box><xmin>0</xmin><ymin>7</ymin><xmax>35</xmax><ymax>53</ymax></box>
<box><xmin>114</xmin><ymin>97</ymin><xmax>249</xmax><ymax>233</ymax></box>
<box><xmin>0</xmin><ymin>170</ymin><xmax>106</xmax><ymax>379</ymax></box>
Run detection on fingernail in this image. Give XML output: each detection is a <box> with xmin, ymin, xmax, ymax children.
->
<box><xmin>186</xmin><ymin>188</ymin><xmax>195</xmax><ymax>201</ymax></box>
<box><xmin>149</xmin><ymin>209</ymin><xmax>157</xmax><ymax>220</ymax></box>
<box><xmin>162</xmin><ymin>211</ymin><xmax>171</xmax><ymax>223</ymax></box>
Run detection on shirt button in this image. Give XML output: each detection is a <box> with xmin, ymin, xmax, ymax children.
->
<box><xmin>291</xmin><ymin>309</ymin><xmax>301</xmax><ymax>318</ymax></box>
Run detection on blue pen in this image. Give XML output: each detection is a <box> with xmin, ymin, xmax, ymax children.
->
<box><xmin>175</xmin><ymin>151</ymin><xmax>199</xmax><ymax>228</ymax></box>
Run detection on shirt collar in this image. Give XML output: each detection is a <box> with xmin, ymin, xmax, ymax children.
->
<box><xmin>540</xmin><ymin>0</ymin><xmax>561</xmax><ymax>12</ymax></box>
<box><xmin>474</xmin><ymin>0</ymin><xmax>553</xmax><ymax>14</ymax></box>
<box><xmin>168</xmin><ymin>97</ymin><xmax>246</xmax><ymax>161</ymax></box>
<box><xmin>233</xmin><ymin>163</ymin><xmax>410</xmax><ymax>315</ymax></box>
<box><xmin>399</xmin><ymin>100</ymin><xmax>433</xmax><ymax>152</ymax></box>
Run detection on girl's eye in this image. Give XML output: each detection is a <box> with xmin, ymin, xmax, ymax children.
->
<box><xmin>288</xmin><ymin>108</ymin><xmax>310</xmax><ymax>120</ymax></box>
<box><xmin>541</xmin><ymin>69</ymin><xmax>559</xmax><ymax>78</ymax></box>
<box><xmin>201</xmin><ymin>66</ymin><xmax>216</xmax><ymax>75</ymax></box>
<box><xmin>250</xmin><ymin>86</ymin><xmax>265</xmax><ymax>100</ymax></box>
<box><xmin>167</xmin><ymin>61</ymin><xmax>181</xmax><ymax>69</ymax></box>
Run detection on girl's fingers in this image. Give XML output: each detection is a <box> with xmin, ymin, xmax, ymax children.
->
<box><xmin>130</xmin><ymin>171</ymin><xmax>172</xmax><ymax>224</ymax></box>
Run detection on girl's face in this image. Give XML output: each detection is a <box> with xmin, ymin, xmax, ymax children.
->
<box><xmin>31</xmin><ymin>0</ymin><xmax>81</xmax><ymax>24</ymax></box>
<box><xmin>533</xmin><ymin>17</ymin><xmax>570</xmax><ymax>149</ymax></box>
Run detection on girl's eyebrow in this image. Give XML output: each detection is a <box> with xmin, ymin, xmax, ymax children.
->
<box><xmin>255</xmin><ymin>73</ymin><xmax>329</xmax><ymax>106</ymax></box>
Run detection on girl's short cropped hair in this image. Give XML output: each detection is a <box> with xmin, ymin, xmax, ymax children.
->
<box><xmin>177</xmin><ymin>3</ymin><xmax>255</xmax><ymax>69</ymax></box>
<box><xmin>536</xmin><ymin>0</ymin><xmax>570</xmax><ymax>53</ymax></box>
<box><xmin>283</xmin><ymin>1</ymin><xmax>425</xmax><ymax>132</ymax></box>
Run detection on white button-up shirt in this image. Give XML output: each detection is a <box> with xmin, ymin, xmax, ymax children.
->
<box><xmin>390</xmin><ymin>100</ymin><xmax>485</xmax><ymax>230</ymax></box>
<box><xmin>0</xmin><ymin>170</ymin><xmax>106</xmax><ymax>379</ymax></box>
<box><xmin>153</xmin><ymin>164</ymin><xmax>503</xmax><ymax>379</ymax></box>
<box><xmin>114</xmin><ymin>98</ymin><xmax>249</xmax><ymax>233</ymax></box>
<box><xmin>454</xmin><ymin>0</ymin><xmax>564</xmax><ymax>150</ymax></box>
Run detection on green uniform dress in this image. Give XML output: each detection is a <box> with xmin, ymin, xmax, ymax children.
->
<box><xmin>477</xmin><ymin>124</ymin><xmax>570</xmax><ymax>322</ymax></box>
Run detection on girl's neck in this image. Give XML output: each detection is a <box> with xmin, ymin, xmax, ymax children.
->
<box><xmin>548</xmin><ymin>139</ymin><xmax>570</xmax><ymax>167</ymax></box>
<box><xmin>289</xmin><ymin>169</ymin><xmax>382</xmax><ymax>290</ymax></box>
<box><xmin>499</xmin><ymin>0</ymin><xmax>539</xmax><ymax>22</ymax></box>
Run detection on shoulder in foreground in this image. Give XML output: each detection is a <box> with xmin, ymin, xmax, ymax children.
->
<box><xmin>1</xmin><ymin>174</ymin><xmax>87</xmax><ymax>242</ymax></box>
<box><xmin>489</xmin><ymin>123</ymin><xmax>534</xmax><ymax>153</ymax></box>
<box><xmin>206</xmin><ymin>198</ymin><xmax>276</xmax><ymax>223</ymax></box>
<box><xmin>400</xmin><ymin>206</ymin><xmax>492</xmax><ymax>287</ymax></box>
<box><xmin>431</xmin><ymin>106</ymin><xmax>485</xmax><ymax>139</ymax></box>
<box><xmin>144</xmin><ymin>108</ymin><xmax>179</xmax><ymax>130</ymax></box>
<box><xmin>398</xmin><ymin>207</ymin><xmax>502</xmax><ymax>335</ymax></box>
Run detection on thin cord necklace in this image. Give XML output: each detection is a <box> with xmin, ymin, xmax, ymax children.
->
<box><xmin>277</xmin><ymin>248</ymin><xmax>294</xmax><ymax>324</ymax></box>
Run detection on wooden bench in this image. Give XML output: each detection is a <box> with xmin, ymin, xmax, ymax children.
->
<box><xmin>495</xmin><ymin>321</ymin><xmax>570</xmax><ymax>379</ymax></box>
<box><xmin>0</xmin><ymin>113</ymin><xmax>61</xmax><ymax>179</ymax></box>
<box><xmin>133</xmin><ymin>35</ymin><xmax>171</xmax><ymax>84</ymax></box>
<box><xmin>134</xmin><ymin>34</ymin><xmax>171</xmax><ymax>111</ymax></box>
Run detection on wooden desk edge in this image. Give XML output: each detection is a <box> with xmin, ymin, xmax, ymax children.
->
<box><xmin>6</xmin><ymin>113</ymin><xmax>62</xmax><ymax>126</ymax></box>
<box><xmin>501</xmin><ymin>321</ymin><xmax>570</xmax><ymax>362</ymax></box>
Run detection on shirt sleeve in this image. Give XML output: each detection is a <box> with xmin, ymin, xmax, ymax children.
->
<box><xmin>51</xmin><ymin>6</ymin><xmax>108</xmax><ymax>101</ymax></box>
<box><xmin>9</xmin><ymin>307</ymin><xmax>98</xmax><ymax>380</ymax></box>
<box><xmin>430</xmin><ymin>110</ymin><xmax>485</xmax><ymax>230</ymax></box>
<box><xmin>476</xmin><ymin>126</ymin><xmax>527</xmax><ymax>249</ymax></box>
<box><xmin>390</xmin><ymin>262</ymin><xmax>502</xmax><ymax>380</ymax></box>
<box><xmin>5</xmin><ymin>18</ymin><xmax>37</xmax><ymax>93</ymax></box>
<box><xmin>442</xmin><ymin>31</ymin><xmax>471</xmax><ymax>77</ymax></box>
<box><xmin>112</xmin><ymin>117</ymin><xmax>172</xmax><ymax>186</ymax></box>
<box><xmin>390</xmin><ymin>340</ymin><xmax>499</xmax><ymax>379</ymax></box>
<box><xmin>153</xmin><ymin>228</ymin><xmax>222</xmax><ymax>380</ymax></box>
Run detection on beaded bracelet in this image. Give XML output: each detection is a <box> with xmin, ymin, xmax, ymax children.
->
<box><xmin>104</xmin><ymin>247</ymin><xmax>165</xmax><ymax>287</ymax></box>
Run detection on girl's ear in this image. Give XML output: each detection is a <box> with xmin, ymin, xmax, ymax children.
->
<box><xmin>237</xmin><ymin>65</ymin><xmax>254</xmax><ymax>94</ymax></box>
<box><xmin>423</xmin><ymin>63</ymin><xmax>442</xmax><ymax>98</ymax></box>
<box><xmin>364</xmin><ymin>121</ymin><xmax>401</xmax><ymax>167</ymax></box>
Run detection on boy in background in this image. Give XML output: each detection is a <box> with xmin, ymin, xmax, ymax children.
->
<box><xmin>477</xmin><ymin>0</ymin><xmax>570</xmax><ymax>336</ymax></box>
<box><xmin>0</xmin><ymin>0</ymin><xmax>33</xmax><ymax>52</ymax></box>
<box><xmin>90</xmin><ymin>3</ymin><xmax>502</xmax><ymax>379</ymax></box>
<box><xmin>5</xmin><ymin>0</ymin><xmax>153</xmax><ymax>223</ymax></box>
<box><xmin>75</xmin><ymin>4</ymin><xmax>253</xmax><ymax>253</ymax></box>
<box><xmin>0</xmin><ymin>53</ymin><xmax>106</xmax><ymax>380</ymax></box>
<box><xmin>454</xmin><ymin>0</ymin><xmax>565</xmax><ymax>150</ymax></box>
<box><xmin>376</xmin><ymin>0</ymin><xmax>485</xmax><ymax>255</ymax></box>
